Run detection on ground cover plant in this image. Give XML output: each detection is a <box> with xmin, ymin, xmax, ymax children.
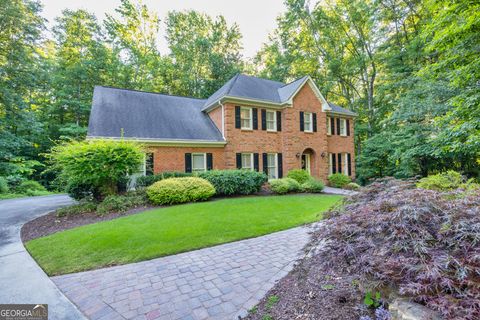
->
<box><xmin>316</xmin><ymin>178</ymin><xmax>480</xmax><ymax>319</ymax></box>
<box><xmin>25</xmin><ymin>194</ymin><xmax>342</xmax><ymax>275</ymax></box>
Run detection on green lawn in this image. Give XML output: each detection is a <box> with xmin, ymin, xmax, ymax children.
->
<box><xmin>26</xmin><ymin>194</ymin><xmax>341</xmax><ymax>275</ymax></box>
<box><xmin>0</xmin><ymin>191</ymin><xmax>55</xmax><ymax>200</ymax></box>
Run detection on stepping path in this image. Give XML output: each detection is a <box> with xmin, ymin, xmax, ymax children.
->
<box><xmin>53</xmin><ymin>226</ymin><xmax>311</xmax><ymax>320</ymax></box>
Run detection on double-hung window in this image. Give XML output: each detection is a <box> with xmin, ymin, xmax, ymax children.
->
<box><xmin>240</xmin><ymin>107</ymin><xmax>253</xmax><ymax>130</ymax></box>
<box><xmin>241</xmin><ymin>153</ymin><xmax>254</xmax><ymax>171</ymax></box>
<box><xmin>192</xmin><ymin>153</ymin><xmax>207</xmax><ymax>172</ymax></box>
<box><xmin>267</xmin><ymin>153</ymin><xmax>278</xmax><ymax>179</ymax></box>
<box><xmin>266</xmin><ymin>110</ymin><xmax>276</xmax><ymax>131</ymax></box>
<box><xmin>339</xmin><ymin>118</ymin><xmax>347</xmax><ymax>136</ymax></box>
<box><xmin>327</xmin><ymin>117</ymin><xmax>332</xmax><ymax>135</ymax></box>
<box><xmin>304</xmin><ymin>112</ymin><xmax>313</xmax><ymax>132</ymax></box>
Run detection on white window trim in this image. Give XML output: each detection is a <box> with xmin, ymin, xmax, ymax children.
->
<box><xmin>304</xmin><ymin>112</ymin><xmax>313</xmax><ymax>132</ymax></box>
<box><xmin>267</xmin><ymin>153</ymin><xmax>278</xmax><ymax>180</ymax></box>
<box><xmin>192</xmin><ymin>153</ymin><xmax>207</xmax><ymax>172</ymax></box>
<box><xmin>241</xmin><ymin>153</ymin><xmax>254</xmax><ymax>171</ymax></box>
<box><xmin>340</xmin><ymin>118</ymin><xmax>347</xmax><ymax>136</ymax></box>
<box><xmin>240</xmin><ymin>107</ymin><xmax>253</xmax><ymax>130</ymax></box>
<box><xmin>327</xmin><ymin>117</ymin><xmax>332</xmax><ymax>136</ymax></box>
<box><xmin>343</xmin><ymin>152</ymin><xmax>349</xmax><ymax>175</ymax></box>
<box><xmin>266</xmin><ymin>110</ymin><xmax>277</xmax><ymax>132</ymax></box>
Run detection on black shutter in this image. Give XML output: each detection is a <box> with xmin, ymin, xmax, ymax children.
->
<box><xmin>262</xmin><ymin>153</ymin><xmax>268</xmax><ymax>175</ymax></box>
<box><xmin>331</xmin><ymin>117</ymin><xmax>335</xmax><ymax>135</ymax></box>
<box><xmin>253</xmin><ymin>108</ymin><xmax>258</xmax><ymax>130</ymax></box>
<box><xmin>313</xmin><ymin>113</ymin><xmax>317</xmax><ymax>132</ymax></box>
<box><xmin>261</xmin><ymin>109</ymin><xmax>267</xmax><ymax>130</ymax></box>
<box><xmin>332</xmin><ymin>153</ymin><xmax>336</xmax><ymax>174</ymax></box>
<box><xmin>277</xmin><ymin>153</ymin><xmax>283</xmax><ymax>178</ymax></box>
<box><xmin>235</xmin><ymin>106</ymin><xmax>241</xmax><ymax>129</ymax></box>
<box><xmin>236</xmin><ymin>153</ymin><xmax>242</xmax><ymax>169</ymax></box>
<box><xmin>338</xmin><ymin>153</ymin><xmax>342</xmax><ymax>174</ymax></box>
<box><xmin>185</xmin><ymin>153</ymin><xmax>192</xmax><ymax>173</ymax></box>
<box><xmin>346</xmin><ymin>119</ymin><xmax>350</xmax><ymax>136</ymax></box>
<box><xmin>276</xmin><ymin>111</ymin><xmax>282</xmax><ymax>131</ymax></box>
<box><xmin>206</xmin><ymin>153</ymin><xmax>213</xmax><ymax>170</ymax></box>
<box><xmin>347</xmin><ymin>153</ymin><xmax>352</xmax><ymax>176</ymax></box>
<box><xmin>300</xmin><ymin>111</ymin><xmax>304</xmax><ymax>131</ymax></box>
<box><xmin>337</xmin><ymin>118</ymin><xmax>341</xmax><ymax>135</ymax></box>
<box><xmin>254</xmin><ymin>153</ymin><xmax>259</xmax><ymax>171</ymax></box>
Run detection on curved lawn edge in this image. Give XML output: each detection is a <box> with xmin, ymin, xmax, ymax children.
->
<box><xmin>26</xmin><ymin>194</ymin><xmax>342</xmax><ymax>276</ymax></box>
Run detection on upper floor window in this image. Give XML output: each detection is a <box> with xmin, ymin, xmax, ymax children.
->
<box><xmin>327</xmin><ymin>117</ymin><xmax>332</xmax><ymax>135</ymax></box>
<box><xmin>339</xmin><ymin>118</ymin><xmax>347</xmax><ymax>136</ymax></box>
<box><xmin>304</xmin><ymin>112</ymin><xmax>313</xmax><ymax>132</ymax></box>
<box><xmin>266</xmin><ymin>110</ymin><xmax>277</xmax><ymax>131</ymax></box>
<box><xmin>241</xmin><ymin>107</ymin><xmax>252</xmax><ymax>130</ymax></box>
<box><xmin>241</xmin><ymin>153</ymin><xmax>254</xmax><ymax>170</ymax></box>
<box><xmin>192</xmin><ymin>153</ymin><xmax>207</xmax><ymax>172</ymax></box>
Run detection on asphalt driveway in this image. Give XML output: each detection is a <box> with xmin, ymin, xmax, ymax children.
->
<box><xmin>0</xmin><ymin>195</ymin><xmax>86</xmax><ymax>319</ymax></box>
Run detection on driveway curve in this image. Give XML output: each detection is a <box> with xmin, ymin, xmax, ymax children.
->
<box><xmin>0</xmin><ymin>195</ymin><xmax>86</xmax><ymax>320</ymax></box>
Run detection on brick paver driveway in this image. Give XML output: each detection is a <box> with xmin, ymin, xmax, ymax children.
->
<box><xmin>53</xmin><ymin>226</ymin><xmax>311</xmax><ymax>320</ymax></box>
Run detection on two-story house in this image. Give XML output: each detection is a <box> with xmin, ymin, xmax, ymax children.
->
<box><xmin>87</xmin><ymin>74</ymin><xmax>356</xmax><ymax>182</ymax></box>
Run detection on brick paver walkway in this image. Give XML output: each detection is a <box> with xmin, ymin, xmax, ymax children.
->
<box><xmin>52</xmin><ymin>226</ymin><xmax>311</xmax><ymax>320</ymax></box>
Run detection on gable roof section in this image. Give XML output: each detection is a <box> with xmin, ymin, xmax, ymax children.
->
<box><xmin>87</xmin><ymin>86</ymin><xmax>224</xmax><ymax>143</ymax></box>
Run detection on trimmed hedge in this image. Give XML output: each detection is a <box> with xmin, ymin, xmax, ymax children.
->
<box><xmin>301</xmin><ymin>179</ymin><xmax>325</xmax><ymax>193</ymax></box>
<box><xmin>270</xmin><ymin>178</ymin><xmax>301</xmax><ymax>194</ymax></box>
<box><xmin>287</xmin><ymin>169</ymin><xmax>312</xmax><ymax>184</ymax></box>
<box><xmin>328</xmin><ymin>173</ymin><xmax>352</xmax><ymax>188</ymax></box>
<box><xmin>197</xmin><ymin>170</ymin><xmax>267</xmax><ymax>196</ymax></box>
<box><xmin>146</xmin><ymin>177</ymin><xmax>215</xmax><ymax>205</ymax></box>
<box><xmin>136</xmin><ymin>171</ymin><xmax>192</xmax><ymax>188</ymax></box>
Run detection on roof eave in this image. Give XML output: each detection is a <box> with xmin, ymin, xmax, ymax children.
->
<box><xmin>86</xmin><ymin>136</ymin><xmax>227</xmax><ymax>147</ymax></box>
<box><xmin>202</xmin><ymin>95</ymin><xmax>291</xmax><ymax>112</ymax></box>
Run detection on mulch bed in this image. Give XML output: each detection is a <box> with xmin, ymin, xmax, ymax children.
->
<box><xmin>21</xmin><ymin>204</ymin><xmax>156</xmax><ymax>243</ymax></box>
<box><xmin>244</xmin><ymin>238</ymin><xmax>372</xmax><ymax>320</ymax></box>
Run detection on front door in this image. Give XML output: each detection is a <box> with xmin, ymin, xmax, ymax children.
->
<box><xmin>301</xmin><ymin>154</ymin><xmax>311</xmax><ymax>174</ymax></box>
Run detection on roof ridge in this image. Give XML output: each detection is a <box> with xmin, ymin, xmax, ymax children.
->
<box><xmin>96</xmin><ymin>86</ymin><xmax>207</xmax><ymax>101</ymax></box>
<box><xmin>279</xmin><ymin>76</ymin><xmax>308</xmax><ymax>88</ymax></box>
<box><xmin>237</xmin><ymin>73</ymin><xmax>285</xmax><ymax>86</ymax></box>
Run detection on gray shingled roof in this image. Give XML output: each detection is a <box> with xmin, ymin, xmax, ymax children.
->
<box><xmin>202</xmin><ymin>74</ymin><xmax>309</xmax><ymax>110</ymax></box>
<box><xmin>328</xmin><ymin>102</ymin><xmax>357</xmax><ymax>116</ymax></box>
<box><xmin>87</xmin><ymin>74</ymin><xmax>356</xmax><ymax>142</ymax></box>
<box><xmin>87</xmin><ymin>86</ymin><xmax>224</xmax><ymax>142</ymax></box>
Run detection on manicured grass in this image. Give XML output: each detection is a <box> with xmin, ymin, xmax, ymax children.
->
<box><xmin>0</xmin><ymin>191</ymin><xmax>55</xmax><ymax>200</ymax></box>
<box><xmin>26</xmin><ymin>194</ymin><xmax>342</xmax><ymax>275</ymax></box>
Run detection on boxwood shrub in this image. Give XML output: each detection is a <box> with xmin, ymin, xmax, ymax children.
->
<box><xmin>197</xmin><ymin>170</ymin><xmax>267</xmax><ymax>196</ymax></box>
<box><xmin>270</xmin><ymin>178</ymin><xmax>301</xmax><ymax>194</ymax></box>
<box><xmin>328</xmin><ymin>173</ymin><xmax>352</xmax><ymax>188</ymax></box>
<box><xmin>301</xmin><ymin>179</ymin><xmax>325</xmax><ymax>193</ymax></box>
<box><xmin>146</xmin><ymin>177</ymin><xmax>215</xmax><ymax>205</ymax></box>
<box><xmin>287</xmin><ymin>169</ymin><xmax>312</xmax><ymax>184</ymax></box>
<box><xmin>136</xmin><ymin>171</ymin><xmax>192</xmax><ymax>188</ymax></box>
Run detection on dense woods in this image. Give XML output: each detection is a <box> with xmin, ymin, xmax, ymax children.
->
<box><xmin>1</xmin><ymin>0</ymin><xmax>479</xmax><ymax>188</ymax></box>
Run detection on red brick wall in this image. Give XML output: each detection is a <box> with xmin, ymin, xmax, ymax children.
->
<box><xmin>327</xmin><ymin>118</ymin><xmax>356</xmax><ymax>178</ymax></box>
<box><xmin>149</xmin><ymin>146</ymin><xmax>225</xmax><ymax>173</ymax></box>
<box><xmin>149</xmin><ymin>82</ymin><xmax>355</xmax><ymax>182</ymax></box>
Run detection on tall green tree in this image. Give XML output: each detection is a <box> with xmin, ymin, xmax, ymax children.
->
<box><xmin>166</xmin><ymin>11</ymin><xmax>243</xmax><ymax>98</ymax></box>
<box><xmin>0</xmin><ymin>0</ymin><xmax>46</xmax><ymax>176</ymax></box>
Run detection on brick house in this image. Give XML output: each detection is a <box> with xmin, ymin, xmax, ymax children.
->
<box><xmin>87</xmin><ymin>74</ymin><xmax>356</xmax><ymax>182</ymax></box>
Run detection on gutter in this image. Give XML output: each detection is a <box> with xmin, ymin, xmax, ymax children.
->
<box><xmin>87</xmin><ymin>136</ymin><xmax>227</xmax><ymax>147</ymax></box>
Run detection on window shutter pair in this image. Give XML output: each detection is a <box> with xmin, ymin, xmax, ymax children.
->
<box><xmin>278</xmin><ymin>153</ymin><xmax>283</xmax><ymax>178</ymax></box>
<box><xmin>185</xmin><ymin>153</ymin><xmax>212</xmax><ymax>172</ymax></box>
<box><xmin>260</xmin><ymin>110</ymin><xmax>282</xmax><ymax>131</ymax></box>
<box><xmin>236</xmin><ymin>153</ymin><xmax>259</xmax><ymax>171</ymax></box>
<box><xmin>299</xmin><ymin>111</ymin><xmax>317</xmax><ymax>131</ymax></box>
<box><xmin>235</xmin><ymin>106</ymin><xmax>258</xmax><ymax>129</ymax></box>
